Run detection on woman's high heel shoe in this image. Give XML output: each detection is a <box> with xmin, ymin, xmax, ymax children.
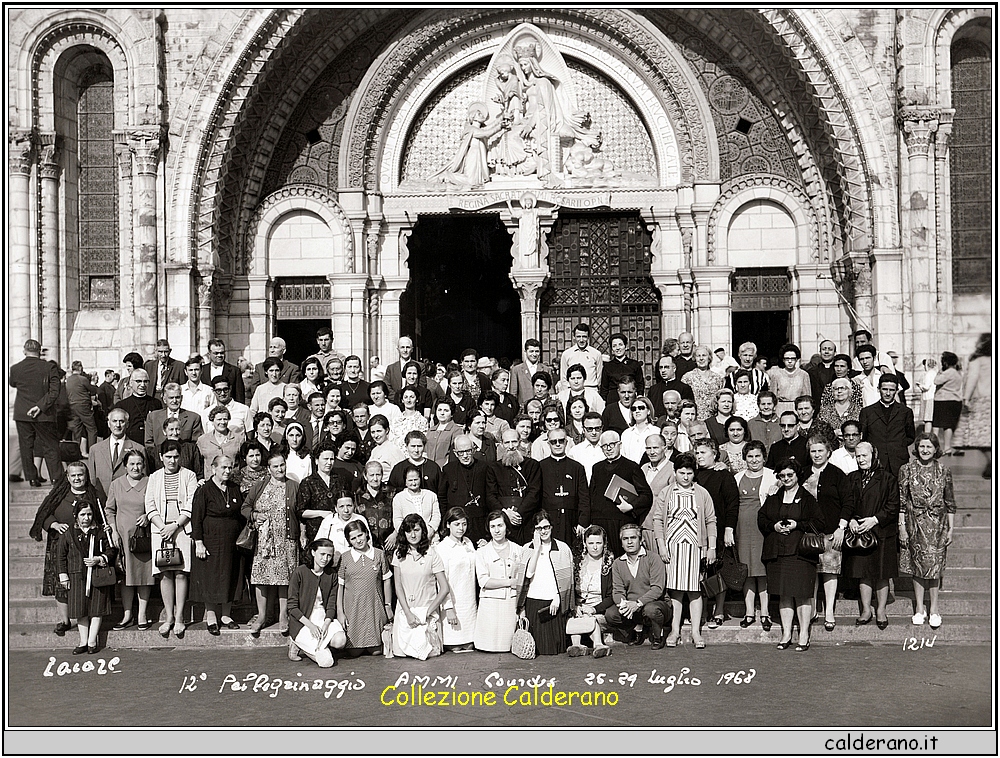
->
<box><xmin>760</xmin><ymin>616</ymin><xmax>772</xmax><ymax>632</ymax></box>
<box><xmin>855</xmin><ymin>612</ymin><xmax>874</xmax><ymax>626</ymax></box>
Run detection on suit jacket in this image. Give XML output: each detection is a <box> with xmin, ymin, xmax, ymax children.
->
<box><xmin>858</xmin><ymin>402</ymin><xmax>916</xmax><ymax>477</ymax></box>
<box><xmin>509</xmin><ymin>360</ymin><xmax>540</xmax><ymax>406</ymax></box>
<box><xmin>600</xmin><ymin>357</ymin><xmax>645</xmax><ymax>401</ymax></box>
<box><xmin>9</xmin><ymin>356</ymin><xmax>61</xmax><ymax>422</ymax></box>
<box><xmin>144</xmin><ymin>408</ymin><xmax>205</xmax><ymax>453</ymax></box>
<box><xmin>200</xmin><ymin>361</ymin><xmax>246</xmax><ymax>404</ymax></box>
<box><xmin>601</xmin><ymin>402</ymin><xmax>632</xmax><ymax>435</ymax></box>
<box><xmin>143</xmin><ymin>358</ymin><xmax>187</xmax><ymax>395</ymax></box>
<box><xmin>302</xmin><ymin>415</ymin><xmax>327</xmax><ymax>449</ymax></box>
<box><xmin>641</xmin><ymin>460</ymin><xmax>675</xmax><ymax>500</ymax></box>
<box><xmin>383</xmin><ymin>360</ymin><xmax>407</xmax><ymax>400</ymax></box>
<box><xmin>86</xmin><ymin>435</ymin><xmax>143</xmax><ymax>493</ymax></box>
<box><xmin>811</xmin><ymin>463</ymin><xmax>855</xmax><ymax>534</ymax></box>
<box><xmin>97</xmin><ymin>380</ymin><xmax>117</xmax><ymax>412</ymax></box>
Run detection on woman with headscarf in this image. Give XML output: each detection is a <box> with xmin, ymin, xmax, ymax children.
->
<box><xmin>840</xmin><ymin>441</ymin><xmax>899</xmax><ymax>629</ymax></box>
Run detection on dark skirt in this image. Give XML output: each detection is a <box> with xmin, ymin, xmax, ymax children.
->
<box><xmin>66</xmin><ymin>574</ymin><xmax>114</xmax><ymax>618</ymax></box>
<box><xmin>42</xmin><ymin>532</ymin><xmax>68</xmax><ymax>602</ymax></box>
<box><xmin>523</xmin><ymin>597</ymin><xmax>568</xmax><ymax>655</ymax></box>
<box><xmin>932</xmin><ymin>400</ymin><xmax>962</xmax><ymax>430</ymax></box>
<box><xmin>191</xmin><ymin>515</ymin><xmax>243</xmax><ymax>604</ymax></box>
<box><xmin>764</xmin><ymin>555</ymin><xmax>816</xmax><ymax>600</ymax></box>
<box><xmin>842</xmin><ymin>530</ymin><xmax>899</xmax><ymax>581</ymax></box>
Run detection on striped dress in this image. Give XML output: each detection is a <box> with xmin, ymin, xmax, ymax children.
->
<box><xmin>662</xmin><ymin>488</ymin><xmax>701</xmax><ymax>593</ymax></box>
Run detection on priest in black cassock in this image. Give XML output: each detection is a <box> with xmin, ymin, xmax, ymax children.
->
<box><xmin>584</xmin><ymin>431</ymin><xmax>653</xmax><ymax>557</ymax></box>
<box><xmin>438</xmin><ymin>434</ymin><xmax>490</xmax><ymax>545</ymax></box>
<box><xmin>486</xmin><ymin>429</ymin><xmax>541</xmax><ymax>545</ymax></box>
<box><xmin>538</xmin><ymin>428</ymin><xmax>590</xmax><ymax>546</ymax></box>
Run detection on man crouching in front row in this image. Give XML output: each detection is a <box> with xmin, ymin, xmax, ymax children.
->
<box><xmin>604</xmin><ymin>524</ymin><xmax>671</xmax><ymax>649</ymax></box>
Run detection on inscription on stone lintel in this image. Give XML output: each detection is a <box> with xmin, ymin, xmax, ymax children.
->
<box><xmin>450</xmin><ymin>190</ymin><xmax>611</xmax><ymax>211</ymax></box>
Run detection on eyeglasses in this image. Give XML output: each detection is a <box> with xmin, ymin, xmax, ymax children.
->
<box><xmin>779</xmin><ymin>423</ymin><xmax>797</xmax><ymax>428</ymax></box>
<box><xmin>600</xmin><ymin>442</ymin><xmax>619</xmax><ymax>449</ymax></box>
<box><xmin>214</xmin><ymin>386</ymin><xmax>230</xmax><ymax>393</ymax></box>
<box><xmin>455</xmin><ymin>448</ymin><xmax>475</xmax><ymax>455</ymax></box>
<box><xmin>545</xmin><ymin>416</ymin><xmax>561</xmax><ymax>423</ymax></box>
<box><xmin>549</xmin><ymin>438</ymin><xmax>567</xmax><ymax>445</ymax></box>
<box><xmin>536</xmin><ymin>525</ymin><xmax>552</xmax><ymax>531</ymax></box>
<box><xmin>583</xmin><ymin>425</ymin><xmax>602</xmax><ymax>432</ymax></box>
<box><xmin>777</xmin><ymin>472</ymin><xmax>797</xmax><ymax>480</ymax></box>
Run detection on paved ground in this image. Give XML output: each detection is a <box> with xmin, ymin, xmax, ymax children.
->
<box><xmin>7</xmin><ymin>640</ymin><xmax>991</xmax><ymax>730</ymax></box>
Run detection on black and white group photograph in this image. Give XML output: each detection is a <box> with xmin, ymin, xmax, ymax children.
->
<box><xmin>4</xmin><ymin>5</ymin><xmax>994</xmax><ymax>754</ymax></box>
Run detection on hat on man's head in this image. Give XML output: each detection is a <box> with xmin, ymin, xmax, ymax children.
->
<box><xmin>477</xmin><ymin>357</ymin><xmax>492</xmax><ymax>370</ymax></box>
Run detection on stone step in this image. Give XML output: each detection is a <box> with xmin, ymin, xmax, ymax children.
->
<box><xmin>955</xmin><ymin>510</ymin><xmax>992</xmax><ymax>528</ymax></box>
<box><xmin>7</xmin><ymin>597</ymin><xmax>260</xmax><ymax>624</ymax></box>
<box><xmin>7</xmin><ymin>615</ymin><xmax>990</xmax><ymax>650</ymax></box>
<box><xmin>949</xmin><ymin>527</ymin><xmax>992</xmax><ymax>550</ymax></box>
<box><xmin>720</xmin><ymin>590</ymin><xmax>992</xmax><ymax>619</ymax></box>
<box><xmin>947</xmin><ymin>548</ymin><xmax>993</xmax><ymax>568</ymax></box>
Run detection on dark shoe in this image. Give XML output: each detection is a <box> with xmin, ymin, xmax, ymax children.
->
<box><xmin>876</xmin><ymin>617</ymin><xmax>889</xmax><ymax>630</ymax></box>
<box><xmin>137</xmin><ymin>620</ymin><xmax>152</xmax><ymax>631</ymax></box>
<box><xmin>627</xmin><ymin>629</ymin><xmax>646</xmax><ymax>647</ymax></box>
<box><xmin>651</xmin><ymin>634</ymin><xmax>666</xmax><ymax>650</ymax></box>
<box><xmin>776</xmin><ymin>640</ymin><xmax>792</xmax><ymax>650</ymax></box>
<box><xmin>87</xmin><ymin>644</ymin><xmax>101</xmax><ymax>655</ymax></box>
<box><xmin>8</xmin><ymin>474</ymin><xmax>23</xmax><ymax>483</ymax></box>
<box><xmin>207</xmin><ymin>623</ymin><xmax>220</xmax><ymax>636</ymax></box>
<box><xmin>113</xmin><ymin>616</ymin><xmax>135</xmax><ymax>631</ymax></box>
<box><xmin>72</xmin><ymin>645</ymin><xmax>88</xmax><ymax>655</ymax></box>
<box><xmin>855</xmin><ymin>612</ymin><xmax>873</xmax><ymax>626</ymax></box>
<box><xmin>706</xmin><ymin>615</ymin><xmax>722</xmax><ymax>629</ymax></box>
<box><xmin>158</xmin><ymin>621</ymin><xmax>172</xmax><ymax>638</ymax></box>
<box><xmin>249</xmin><ymin>621</ymin><xmax>264</xmax><ymax>638</ymax></box>
<box><xmin>173</xmin><ymin>622</ymin><xmax>186</xmax><ymax>639</ymax></box>
<box><xmin>740</xmin><ymin>615</ymin><xmax>756</xmax><ymax>628</ymax></box>
<box><xmin>795</xmin><ymin>642</ymin><xmax>810</xmax><ymax>652</ymax></box>
<box><xmin>30</xmin><ymin>479</ymin><xmax>43</xmax><ymax>488</ymax></box>
<box><xmin>760</xmin><ymin>616</ymin><xmax>772</xmax><ymax>632</ymax></box>
<box><xmin>221</xmin><ymin>618</ymin><xmax>240</xmax><ymax>629</ymax></box>
<box><xmin>53</xmin><ymin>622</ymin><xmax>71</xmax><ymax>637</ymax></box>
<box><xmin>824</xmin><ymin>620</ymin><xmax>836</xmax><ymax>632</ymax></box>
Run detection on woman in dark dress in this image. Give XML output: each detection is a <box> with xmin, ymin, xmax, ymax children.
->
<box><xmin>191</xmin><ymin>454</ymin><xmax>245</xmax><ymax>634</ymax></box>
<box><xmin>296</xmin><ymin>440</ymin><xmax>346</xmax><ymax>545</ymax></box>
<box><xmin>758</xmin><ymin>457</ymin><xmax>824</xmax><ymax>651</ymax></box>
<box><xmin>841</xmin><ymin>441</ymin><xmax>899</xmax><ymax>629</ymax></box>
<box><xmin>30</xmin><ymin>461</ymin><xmax>103</xmax><ymax>637</ymax></box>
<box><xmin>358</xmin><ymin>460</ymin><xmax>395</xmax><ymax>551</ymax></box>
<box><xmin>694</xmin><ymin>438</ymin><xmax>739</xmax><ymax>628</ymax></box>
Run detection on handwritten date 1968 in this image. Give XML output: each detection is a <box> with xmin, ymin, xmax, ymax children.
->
<box><xmin>717</xmin><ymin>669</ymin><xmax>756</xmax><ymax>685</ymax></box>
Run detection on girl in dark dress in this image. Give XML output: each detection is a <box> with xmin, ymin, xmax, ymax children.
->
<box><xmin>841</xmin><ymin>442</ymin><xmax>899</xmax><ymax>629</ymax></box>
<box><xmin>55</xmin><ymin>499</ymin><xmax>117</xmax><ymax>654</ymax></box>
<box><xmin>30</xmin><ymin>461</ymin><xmax>103</xmax><ymax>636</ymax></box>
<box><xmin>758</xmin><ymin>457</ymin><xmax>824</xmax><ymax>651</ymax></box>
<box><xmin>191</xmin><ymin>454</ymin><xmax>245</xmax><ymax>633</ymax></box>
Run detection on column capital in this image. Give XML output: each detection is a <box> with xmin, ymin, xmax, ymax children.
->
<box><xmin>9</xmin><ymin>130</ymin><xmax>35</xmax><ymax>175</ymax></box>
<box><xmin>899</xmin><ymin>107</ymin><xmax>944</xmax><ymax>156</ymax></box>
<box><xmin>39</xmin><ymin>138</ymin><xmax>61</xmax><ymax>180</ymax></box>
<box><xmin>118</xmin><ymin>126</ymin><xmax>164</xmax><ymax>176</ymax></box>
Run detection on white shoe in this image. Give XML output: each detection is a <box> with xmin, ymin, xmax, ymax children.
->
<box><xmin>928</xmin><ymin>614</ymin><xmax>942</xmax><ymax>629</ymax></box>
<box><xmin>911</xmin><ymin>612</ymin><xmax>926</xmax><ymax>626</ymax></box>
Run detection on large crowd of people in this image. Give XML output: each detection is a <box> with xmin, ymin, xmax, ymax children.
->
<box><xmin>14</xmin><ymin>326</ymin><xmax>990</xmax><ymax>666</ymax></box>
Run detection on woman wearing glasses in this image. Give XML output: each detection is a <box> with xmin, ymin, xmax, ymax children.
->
<box><xmin>530</xmin><ymin>403</ymin><xmax>575</xmax><ymax>460</ymax></box>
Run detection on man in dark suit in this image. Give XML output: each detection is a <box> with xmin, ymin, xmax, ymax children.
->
<box><xmin>249</xmin><ymin>337</ymin><xmax>301</xmax><ymax>396</ymax></box>
<box><xmin>201</xmin><ymin>338</ymin><xmax>245</xmax><ymax>404</ymax></box>
<box><xmin>143</xmin><ymin>339</ymin><xmax>187</xmax><ymax>400</ymax></box>
<box><xmin>97</xmin><ymin>370</ymin><xmax>118</xmax><ymax>413</ymax></box>
<box><xmin>115</xmin><ymin>369</ymin><xmax>163</xmax><ymax>444</ymax></box>
<box><xmin>86</xmin><ymin>407</ymin><xmax>143</xmax><ymax>495</ymax></box>
<box><xmin>438</xmin><ymin>434</ymin><xmax>490</xmax><ymax>545</ymax></box>
<box><xmin>583</xmin><ymin>431</ymin><xmax>653</xmax><ymax>557</ymax></box>
<box><xmin>144</xmin><ymin>383</ymin><xmax>204</xmax><ymax>459</ymax></box>
<box><xmin>538</xmin><ymin>427</ymin><xmax>590</xmax><ymax>546</ymax></box>
<box><xmin>486</xmin><ymin>429</ymin><xmax>542</xmax><ymax>544</ymax></box>
<box><xmin>509</xmin><ymin>338</ymin><xmax>543</xmax><ymax>407</ymax></box>
<box><xmin>383</xmin><ymin>336</ymin><xmax>414</xmax><ymax>402</ymax></box>
<box><xmin>601</xmin><ymin>332</ymin><xmax>645</xmax><ymax>402</ymax></box>
<box><xmin>765</xmin><ymin>411</ymin><xmax>809</xmax><ymax>470</ymax></box>
<box><xmin>859</xmin><ymin>374</ymin><xmax>916</xmax><ymax>477</ymax></box>
<box><xmin>601</xmin><ymin>377</ymin><xmax>637</xmax><ymax>434</ymax></box>
<box><xmin>9</xmin><ymin>339</ymin><xmax>63</xmax><ymax>486</ymax></box>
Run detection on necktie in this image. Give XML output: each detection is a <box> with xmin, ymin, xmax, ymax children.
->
<box><xmin>159</xmin><ymin>363</ymin><xmax>167</xmax><ymax>391</ymax></box>
<box><xmin>314</xmin><ymin>420</ymin><xmax>322</xmax><ymax>441</ymax></box>
<box><xmin>111</xmin><ymin>440</ymin><xmax>120</xmax><ymax>467</ymax></box>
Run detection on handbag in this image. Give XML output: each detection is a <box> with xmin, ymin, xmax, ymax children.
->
<box><xmin>155</xmin><ymin>540</ymin><xmax>184</xmax><ymax>569</ymax></box>
<box><xmin>510</xmin><ymin>616</ymin><xmax>536</xmax><ymax>660</ymax></box>
<box><xmin>235</xmin><ymin>521</ymin><xmax>256</xmax><ymax>552</ymax></box>
<box><xmin>129</xmin><ymin>523</ymin><xmax>151</xmax><ymax>557</ymax></box>
<box><xmin>719</xmin><ymin>546</ymin><xmax>749</xmax><ymax>590</ymax></box>
<box><xmin>797</xmin><ymin>526</ymin><xmax>827</xmax><ymax>558</ymax></box>
<box><xmin>844</xmin><ymin>528</ymin><xmax>878</xmax><ymax>550</ymax></box>
<box><xmin>91</xmin><ymin>564</ymin><xmax>118</xmax><ymax>587</ymax></box>
<box><xmin>700</xmin><ymin>565</ymin><xmax>727</xmax><ymax>598</ymax></box>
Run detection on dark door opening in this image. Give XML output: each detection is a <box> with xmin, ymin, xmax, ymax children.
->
<box><xmin>276</xmin><ymin>319</ymin><xmax>328</xmax><ymax>367</ymax></box>
<box><xmin>731</xmin><ymin>268</ymin><xmax>791</xmax><ymax>368</ymax></box>
<box><xmin>731</xmin><ymin>311</ymin><xmax>790</xmax><ymax>369</ymax></box>
<box><xmin>400</xmin><ymin>215</ymin><xmax>521</xmax><ymax>365</ymax></box>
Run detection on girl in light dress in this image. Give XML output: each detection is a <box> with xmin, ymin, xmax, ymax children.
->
<box><xmin>435</xmin><ymin>507</ymin><xmax>479</xmax><ymax>653</ymax></box>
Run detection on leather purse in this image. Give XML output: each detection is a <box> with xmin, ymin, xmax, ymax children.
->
<box><xmin>155</xmin><ymin>541</ymin><xmax>184</xmax><ymax>569</ymax></box>
<box><xmin>510</xmin><ymin>616</ymin><xmax>536</xmax><ymax>660</ymax></box>
<box><xmin>236</xmin><ymin>522</ymin><xmax>256</xmax><ymax>552</ymax></box>
<box><xmin>797</xmin><ymin>526</ymin><xmax>826</xmax><ymax>558</ymax></box>
<box><xmin>701</xmin><ymin>566</ymin><xmax>727</xmax><ymax>598</ymax></box>
<box><xmin>129</xmin><ymin>523</ymin><xmax>151</xmax><ymax>557</ymax></box>
<box><xmin>844</xmin><ymin>529</ymin><xmax>877</xmax><ymax>550</ymax></box>
<box><xmin>719</xmin><ymin>546</ymin><xmax>749</xmax><ymax>590</ymax></box>
<box><xmin>91</xmin><ymin>564</ymin><xmax>118</xmax><ymax>587</ymax></box>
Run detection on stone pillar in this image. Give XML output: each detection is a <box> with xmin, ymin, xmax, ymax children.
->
<box><xmin>900</xmin><ymin>107</ymin><xmax>941</xmax><ymax>371</ymax></box>
<box><xmin>246</xmin><ymin>275</ymin><xmax>274</xmax><ymax>360</ymax></box>
<box><xmin>509</xmin><ymin>274</ymin><xmax>548</xmax><ymax>343</ymax></box>
<box><xmin>379</xmin><ymin>280</ymin><xmax>407</xmax><ymax>366</ymax></box>
<box><xmin>330</xmin><ymin>273</ymin><xmax>370</xmax><ymax>359</ymax></box>
<box><xmin>932</xmin><ymin>114</ymin><xmax>954</xmax><ymax>359</ymax></box>
<box><xmin>9</xmin><ymin>131</ymin><xmax>34</xmax><ymax>362</ymax></box>
<box><xmin>129</xmin><ymin>129</ymin><xmax>162</xmax><ymax>356</ymax></box>
<box><xmin>868</xmin><ymin>248</ymin><xmax>905</xmax><ymax>357</ymax></box>
<box><xmin>690</xmin><ymin>266</ymin><xmax>735</xmax><ymax>350</ymax></box>
<box><xmin>643</xmin><ymin>214</ymin><xmax>686</xmax><ymax>346</ymax></box>
<box><xmin>503</xmin><ymin>195</ymin><xmax>556</xmax><ymax>347</ymax></box>
<box><xmin>196</xmin><ymin>267</ymin><xmax>216</xmax><ymax>356</ymax></box>
<box><xmin>39</xmin><ymin>139</ymin><xmax>62</xmax><ymax>361</ymax></box>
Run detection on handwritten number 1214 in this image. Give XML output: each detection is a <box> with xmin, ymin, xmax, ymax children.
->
<box><xmin>903</xmin><ymin>636</ymin><xmax>937</xmax><ymax>651</ymax></box>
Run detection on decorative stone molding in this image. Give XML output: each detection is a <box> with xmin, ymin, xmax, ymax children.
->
<box><xmin>933</xmin><ymin>8</ymin><xmax>993</xmax><ymax>108</ymax></box>
<box><xmin>9</xmin><ymin>130</ymin><xmax>35</xmax><ymax>175</ymax></box>
<box><xmin>899</xmin><ymin>107</ymin><xmax>942</xmax><ymax>157</ymax></box>
<box><xmin>707</xmin><ymin>173</ymin><xmax>824</xmax><ymax>263</ymax></box>
<box><xmin>243</xmin><ymin>184</ymin><xmax>354</xmax><ymax>276</ymax></box>
<box><xmin>127</xmin><ymin>127</ymin><xmax>163</xmax><ymax>176</ymax></box>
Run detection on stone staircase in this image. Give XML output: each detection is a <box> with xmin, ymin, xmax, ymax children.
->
<box><xmin>6</xmin><ymin>457</ymin><xmax>994</xmax><ymax>649</ymax></box>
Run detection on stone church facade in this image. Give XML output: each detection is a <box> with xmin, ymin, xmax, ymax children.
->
<box><xmin>7</xmin><ymin>8</ymin><xmax>992</xmax><ymax>379</ymax></box>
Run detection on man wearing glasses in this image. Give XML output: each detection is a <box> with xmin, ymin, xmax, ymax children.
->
<box><xmin>765</xmin><ymin>411</ymin><xmax>809</xmax><ymax>470</ymax></box>
<box><xmin>200</xmin><ymin>374</ymin><xmax>252</xmax><ymax>435</ymax></box>
<box><xmin>584</xmin><ymin>431</ymin><xmax>653</xmax><ymax>556</ymax></box>
<box><xmin>568</xmin><ymin>412</ymin><xmax>605</xmax><ymax>482</ymax></box>
<box><xmin>530</xmin><ymin>408</ymin><xmax>576</xmax><ymax>460</ymax></box>
<box><xmin>830</xmin><ymin>421</ymin><xmax>863</xmax><ymax>474</ymax></box>
<box><xmin>200</xmin><ymin>339</ymin><xmax>245</xmax><ymax>404</ymax></box>
<box><xmin>114</xmin><ymin>369</ymin><xmax>163</xmax><ymax>444</ymax></box>
<box><xmin>486</xmin><ymin>429</ymin><xmax>541</xmax><ymax>544</ymax></box>
<box><xmin>438</xmin><ymin>434</ymin><xmax>490</xmax><ymax>546</ymax></box>
<box><xmin>538</xmin><ymin>428</ymin><xmax>589</xmax><ymax>545</ymax></box>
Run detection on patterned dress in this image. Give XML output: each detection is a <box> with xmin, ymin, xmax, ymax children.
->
<box><xmin>250</xmin><ymin>480</ymin><xmax>300</xmax><ymax>586</ymax></box>
<box><xmin>898</xmin><ymin>461</ymin><xmax>956</xmax><ymax>579</ymax></box>
<box><xmin>662</xmin><ymin>488</ymin><xmax>701</xmax><ymax>592</ymax></box>
<box><xmin>339</xmin><ymin>547</ymin><xmax>392</xmax><ymax>648</ymax></box>
<box><xmin>681</xmin><ymin>369</ymin><xmax>724</xmax><ymax>421</ymax></box>
<box><xmin>953</xmin><ymin>357</ymin><xmax>992</xmax><ymax>448</ymax></box>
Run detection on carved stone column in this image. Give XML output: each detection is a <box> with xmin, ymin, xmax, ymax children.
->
<box><xmin>849</xmin><ymin>252</ymin><xmax>874</xmax><ymax>328</ymax></box>
<box><xmin>330</xmin><ymin>273</ymin><xmax>370</xmax><ymax>359</ymax></box>
<box><xmin>379</xmin><ymin>279</ymin><xmax>407</xmax><ymax>367</ymax></box>
<box><xmin>39</xmin><ymin>137</ymin><xmax>62</xmax><ymax>360</ymax></box>
<box><xmin>503</xmin><ymin>194</ymin><xmax>556</xmax><ymax>345</ymax></box>
<box><xmin>900</xmin><ymin>107</ymin><xmax>941</xmax><ymax>370</ymax></box>
<box><xmin>932</xmin><ymin>113</ymin><xmax>954</xmax><ymax>359</ymax></box>
<box><xmin>196</xmin><ymin>267</ymin><xmax>216</xmax><ymax>356</ymax></box>
<box><xmin>9</xmin><ymin>131</ymin><xmax>35</xmax><ymax>359</ymax></box>
<box><xmin>129</xmin><ymin>129</ymin><xmax>163</xmax><ymax>355</ymax></box>
<box><xmin>246</xmin><ymin>275</ymin><xmax>274</xmax><ymax>360</ymax></box>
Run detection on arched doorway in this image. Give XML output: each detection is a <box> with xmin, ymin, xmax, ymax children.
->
<box><xmin>400</xmin><ymin>214</ymin><xmax>522</xmax><ymax>364</ymax></box>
